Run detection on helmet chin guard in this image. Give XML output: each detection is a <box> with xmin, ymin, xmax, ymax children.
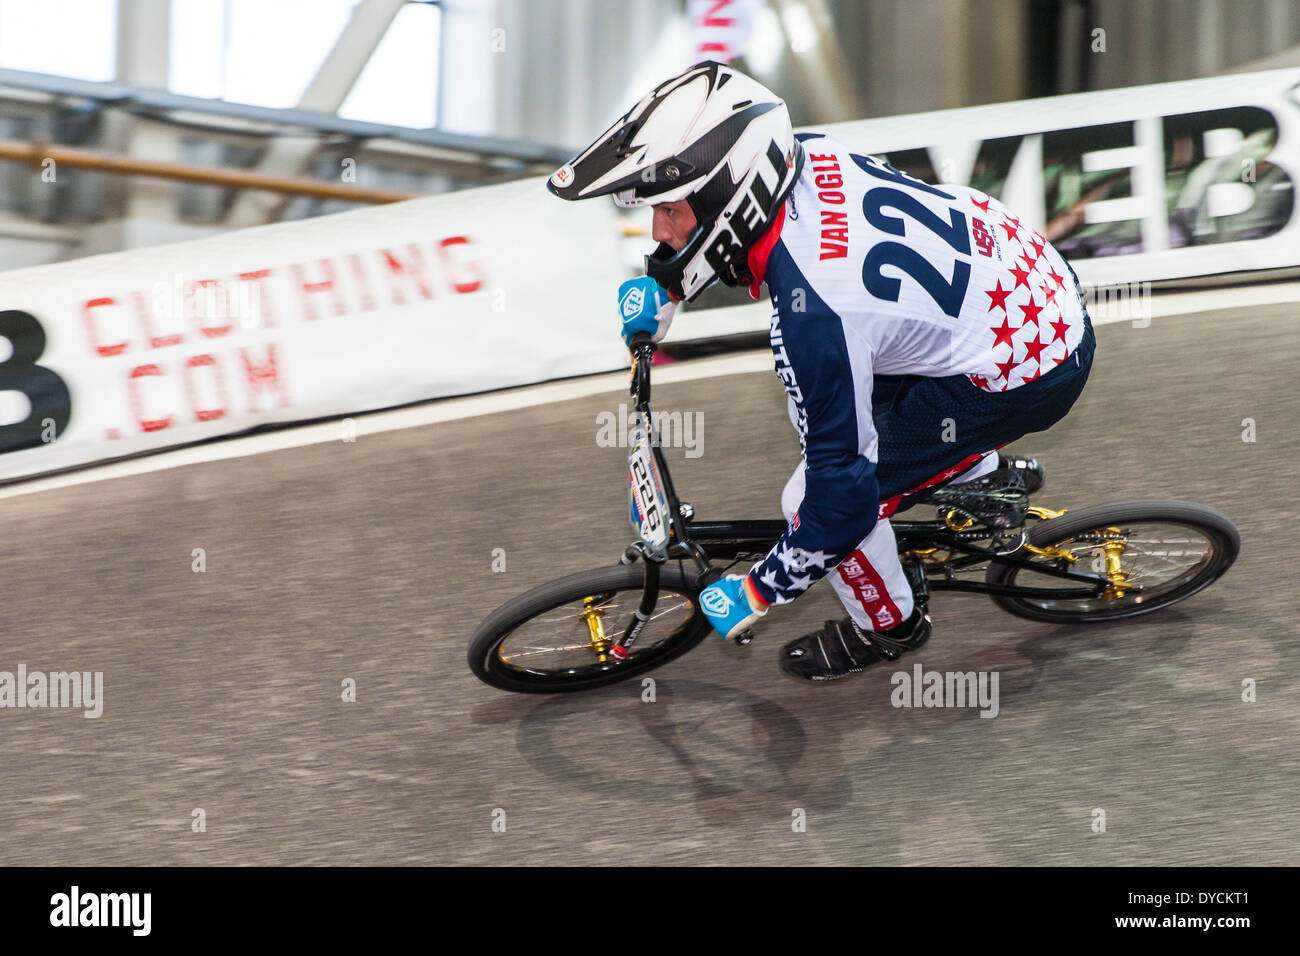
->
<box><xmin>547</xmin><ymin>61</ymin><xmax>803</xmax><ymax>303</ymax></box>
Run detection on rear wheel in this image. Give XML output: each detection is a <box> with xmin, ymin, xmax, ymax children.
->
<box><xmin>468</xmin><ymin>564</ymin><xmax>711</xmax><ymax>693</ymax></box>
<box><xmin>985</xmin><ymin>499</ymin><xmax>1239</xmax><ymax>623</ymax></box>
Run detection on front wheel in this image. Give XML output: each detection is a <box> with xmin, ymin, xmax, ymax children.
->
<box><xmin>985</xmin><ymin>499</ymin><xmax>1240</xmax><ymax>623</ymax></box>
<box><xmin>468</xmin><ymin>564</ymin><xmax>712</xmax><ymax>693</ymax></box>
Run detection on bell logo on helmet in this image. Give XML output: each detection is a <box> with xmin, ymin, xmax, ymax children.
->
<box><xmin>550</xmin><ymin>164</ymin><xmax>574</xmax><ymax>188</ymax></box>
<box><xmin>620</xmin><ymin>285</ymin><xmax>646</xmax><ymax>318</ymax></box>
<box><xmin>702</xmin><ymin>139</ymin><xmax>787</xmax><ymax>279</ymax></box>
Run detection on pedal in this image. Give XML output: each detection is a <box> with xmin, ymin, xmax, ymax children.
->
<box><xmin>734</xmin><ymin>629</ymin><xmax>754</xmax><ymax>646</ymax></box>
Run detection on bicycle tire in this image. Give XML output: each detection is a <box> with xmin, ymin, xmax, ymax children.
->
<box><xmin>468</xmin><ymin>563</ymin><xmax>713</xmax><ymax>693</ymax></box>
<box><xmin>985</xmin><ymin>499</ymin><xmax>1240</xmax><ymax>623</ymax></box>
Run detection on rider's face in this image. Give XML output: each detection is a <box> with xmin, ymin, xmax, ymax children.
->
<box><xmin>651</xmin><ymin>200</ymin><xmax>697</xmax><ymax>252</ymax></box>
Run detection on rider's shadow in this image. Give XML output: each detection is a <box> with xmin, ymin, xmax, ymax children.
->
<box><xmin>503</xmin><ymin>677</ymin><xmax>856</xmax><ymax>826</ymax></box>
<box><xmin>473</xmin><ymin>603</ymin><xmax>1218</xmax><ymax>831</ymax></box>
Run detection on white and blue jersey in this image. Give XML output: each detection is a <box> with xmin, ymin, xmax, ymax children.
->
<box><xmin>744</xmin><ymin>132</ymin><xmax>1091</xmax><ymax>609</ymax></box>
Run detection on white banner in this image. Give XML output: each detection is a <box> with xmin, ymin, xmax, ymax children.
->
<box><xmin>687</xmin><ymin>0</ymin><xmax>763</xmax><ymax>64</ymax></box>
<box><xmin>673</xmin><ymin>67</ymin><xmax>1300</xmax><ymax>340</ymax></box>
<box><xmin>5</xmin><ymin>69</ymin><xmax>1299</xmax><ymax>480</ymax></box>
<box><xmin>0</xmin><ymin>177</ymin><xmax>628</xmax><ymax>481</ymax></box>
<box><xmin>812</xmin><ymin>67</ymin><xmax>1300</xmax><ymax>288</ymax></box>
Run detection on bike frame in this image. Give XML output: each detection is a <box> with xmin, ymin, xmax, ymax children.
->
<box><xmin>612</xmin><ymin>337</ymin><xmax>1109</xmax><ymax>655</ymax></box>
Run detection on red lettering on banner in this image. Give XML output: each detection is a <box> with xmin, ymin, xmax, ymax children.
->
<box><xmin>128</xmin><ymin>363</ymin><xmax>171</xmax><ymax>432</ymax></box>
<box><xmin>700</xmin><ymin>0</ymin><xmax>733</xmax><ymax>26</ymax></box>
<box><xmin>238</xmin><ymin>269</ymin><xmax>276</xmax><ymax>327</ymax></box>
<box><xmin>382</xmin><ymin>245</ymin><xmax>435</xmax><ymax>306</ymax></box>
<box><xmin>83</xmin><ymin>298</ymin><xmax>128</xmax><ymax>357</ymax></box>
<box><xmin>814</xmin><ymin>172</ymin><xmax>843</xmax><ymax>190</ymax></box>
<box><xmin>131</xmin><ymin>290</ymin><xmax>182</xmax><ymax>349</ymax></box>
<box><xmin>291</xmin><ymin>260</ymin><xmax>347</xmax><ymax>322</ymax></box>
<box><xmin>696</xmin><ymin>0</ymin><xmax>736</xmax><ymax>59</ymax></box>
<box><xmin>818</xmin><ymin>191</ymin><xmax>844</xmax><ymax>205</ymax></box>
<box><xmin>182</xmin><ymin>354</ymin><xmax>228</xmax><ymax>422</ymax></box>
<box><xmin>821</xmin><ymin>210</ymin><xmax>848</xmax><ymax>227</ymax></box>
<box><xmin>240</xmin><ymin>344</ymin><xmax>289</xmax><ymax>410</ymax></box>
<box><xmin>189</xmin><ymin>279</ymin><xmax>233</xmax><ymax>339</ymax></box>
<box><xmin>345</xmin><ymin>253</ymin><xmax>376</xmax><ymax>312</ymax></box>
<box><xmin>436</xmin><ymin>236</ymin><xmax>485</xmax><ymax>294</ymax></box>
<box><xmin>808</xmin><ymin>153</ymin><xmax>836</xmax><ymax>163</ymax></box>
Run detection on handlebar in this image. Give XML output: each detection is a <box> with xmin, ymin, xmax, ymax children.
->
<box><xmin>628</xmin><ymin>333</ymin><xmax>655</xmax><ymax>407</ymax></box>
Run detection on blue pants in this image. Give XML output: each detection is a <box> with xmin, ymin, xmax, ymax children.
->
<box><xmin>873</xmin><ymin>311</ymin><xmax>1095</xmax><ymax>512</ymax></box>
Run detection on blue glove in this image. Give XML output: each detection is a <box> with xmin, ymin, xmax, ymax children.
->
<box><xmin>618</xmin><ymin>276</ymin><xmax>677</xmax><ymax>347</ymax></box>
<box><xmin>699</xmin><ymin>574</ymin><xmax>768</xmax><ymax>642</ymax></box>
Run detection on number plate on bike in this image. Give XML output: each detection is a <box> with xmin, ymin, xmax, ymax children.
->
<box><xmin>628</xmin><ymin>421</ymin><xmax>670</xmax><ymax>560</ymax></box>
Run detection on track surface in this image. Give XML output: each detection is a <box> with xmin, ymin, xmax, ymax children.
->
<box><xmin>1</xmin><ymin>305</ymin><xmax>1296</xmax><ymax>866</ymax></box>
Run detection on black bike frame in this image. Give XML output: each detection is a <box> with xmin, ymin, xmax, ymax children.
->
<box><xmin>613</xmin><ymin>337</ymin><xmax>1108</xmax><ymax>652</ymax></box>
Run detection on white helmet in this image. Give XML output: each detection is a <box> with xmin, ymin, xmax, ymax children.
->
<box><xmin>548</xmin><ymin>61</ymin><xmax>803</xmax><ymax>302</ymax></box>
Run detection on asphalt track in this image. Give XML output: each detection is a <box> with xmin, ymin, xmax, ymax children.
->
<box><xmin>1</xmin><ymin>302</ymin><xmax>1297</xmax><ymax>866</ymax></box>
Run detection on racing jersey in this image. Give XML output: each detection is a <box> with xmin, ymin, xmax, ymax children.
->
<box><xmin>745</xmin><ymin>132</ymin><xmax>1088</xmax><ymax>607</ymax></box>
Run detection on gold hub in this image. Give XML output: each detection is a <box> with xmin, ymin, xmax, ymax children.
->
<box><xmin>580</xmin><ymin>597</ymin><xmax>611</xmax><ymax>662</ymax></box>
<box><xmin>1099</xmin><ymin>528</ymin><xmax>1131</xmax><ymax>598</ymax></box>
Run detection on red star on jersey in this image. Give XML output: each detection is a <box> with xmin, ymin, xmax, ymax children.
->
<box><xmin>995</xmin><ymin>356</ymin><xmax>1018</xmax><ymax>381</ymax></box>
<box><xmin>1022</xmin><ymin>334</ymin><xmax>1049</xmax><ymax>365</ymax></box>
<box><xmin>971</xmin><ymin>195</ymin><xmax>991</xmax><ymax>212</ymax></box>
<box><xmin>1028</xmin><ymin>236</ymin><xmax>1046</xmax><ymax>260</ymax></box>
<box><xmin>985</xmin><ymin>279</ymin><xmax>1012</xmax><ymax>312</ymax></box>
<box><xmin>1021</xmin><ymin>366</ymin><xmax>1042</xmax><ymax>382</ymax></box>
<box><xmin>999</xmin><ymin>218</ymin><xmax>1021</xmax><ymax>241</ymax></box>
<box><xmin>1009</xmin><ymin>264</ymin><xmax>1032</xmax><ymax>290</ymax></box>
<box><xmin>1018</xmin><ymin>253</ymin><xmax>1039</xmax><ymax>275</ymax></box>
<box><xmin>1019</xmin><ymin>296</ymin><xmax>1043</xmax><ymax>327</ymax></box>
<box><xmin>969</xmin><ymin>374</ymin><xmax>989</xmax><ymax>390</ymax></box>
<box><xmin>1049</xmin><ymin>315</ymin><xmax>1070</xmax><ymax>344</ymax></box>
<box><xmin>990</xmin><ymin>316</ymin><xmax>1017</xmax><ymax>349</ymax></box>
<box><xmin>1040</xmin><ymin>283</ymin><xmax>1058</xmax><ymax>305</ymax></box>
<box><xmin>1047</xmin><ymin>266</ymin><xmax>1065</xmax><ymax>289</ymax></box>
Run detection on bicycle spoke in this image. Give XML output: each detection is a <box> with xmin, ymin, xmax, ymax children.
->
<box><xmin>497</xmin><ymin>591</ymin><xmax>696</xmax><ymax>675</ymax></box>
<box><xmin>1013</xmin><ymin>521</ymin><xmax>1216</xmax><ymax>612</ymax></box>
